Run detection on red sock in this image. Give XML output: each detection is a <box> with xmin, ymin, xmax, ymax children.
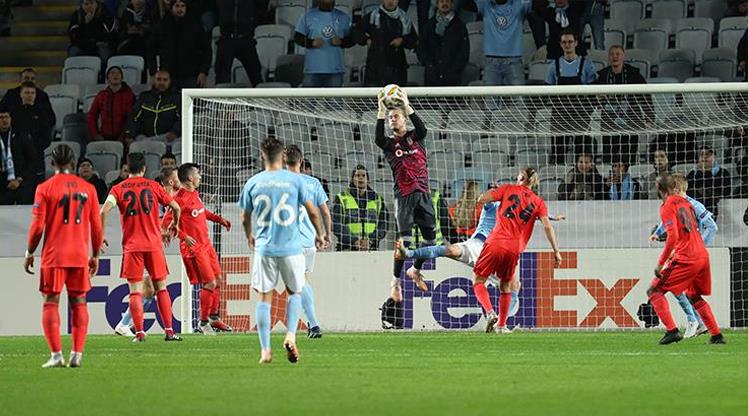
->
<box><xmin>210</xmin><ymin>285</ymin><xmax>221</xmax><ymax>316</ymax></box>
<box><xmin>693</xmin><ymin>299</ymin><xmax>721</xmax><ymax>336</ymax></box>
<box><xmin>156</xmin><ymin>289</ymin><xmax>174</xmax><ymax>334</ymax></box>
<box><xmin>129</xmin><ymin>292</ymin><xmax>144</xmax><ymax>332</ymax></box>
<box><xmin>649</xmin><ymin>292</ymin><xmax>677</xmax><ymax>331</ymax></box>
<box><xmin>199</xmin><ymin>288</ymin><xmax>213</xmax><ymax>321</ymax></box>
<box><xmin>71</xmin><ymin>302</ymin><xmax>89</xmax><ymax>353</ymax></box>
<box><xmin>473</xmin><ymin>282</ymin><xmax>494</xmax><ymax>315</ymax></box>
<box><xmin>498</xmin><ymin>292</ymin><xmax>512</xmax><ymax>327</ymax></box>
<box><xmin>42</xmin><ymin>302</ymin><xmax>61</xmax><ymax>353</ymax></box>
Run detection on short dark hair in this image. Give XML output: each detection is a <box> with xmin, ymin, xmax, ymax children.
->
<box><xmin>77</xmin><ymin>157</ymin><xmax>94</xmax><ymax>169</ymax></box>
<box><xmin>261</xmin><ymin>138</ymin><xmax>284</xmax><ymax>163</ymax></box>
<box><xmin>19</xmin><ymin>68</ymin><xmax>35</xmax><ymax>77</ymax></box>
<box><xmin>160</xmin><ymin>153</ymin><xmax>177</xmax><ymax>163</ymax></box>
<box><xmin>560</xmin><ymin>28</ymin><xmax>577</xmax><ymax>41</ymax></box>
<box><xmin>609</xmin><ymin>45</ymin><xmax>625</xmax><ymax>53</ymax></box>
<box><xmin>20</xmin><ymin>81</ymin><xmax>35</xmax><ymax>90</ymax></box>
<box><xmin>285</xmin><ymin>144</ymin><xmax>303</xmax><ymax>166</ymax></box>
<box><xmin>699</xmin><ymin>145</ymin><xmax>714</xmax><ymax>155</ymax></box>
<box><xmin>51</xmin><ymin>144</ymin><xmax>76</xmax><ymax>167</ymax></box>
<box><xmin>177</xmin><ymin>162</ymin><xmax>199</xmax><ymax>183</ymax></box>
<box><xmin>127</xmin><ymin>152</ymin><xmax>146</xmax><ymax>174</ymax></box>
<box><xmin>302</xmin><ymin>160</ymin><xmax>312</xmax><ymax>170</ymax></box>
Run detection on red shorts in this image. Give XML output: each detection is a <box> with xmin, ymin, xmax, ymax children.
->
<box><xmin>183</xmin><ymin>247</ymin><xmax>221</xmax><ymax>285</ymax></box>
<box><xmin>659</xmin><ymin>257</ymin><xmax>711</xmax><ymax>297</ymax></box>
<box><xmin>39</xmin><ymin>267</ymin><xmax>90</xmax><ymax>295</ymax></box>
<box><xmin>121</xmin><ymin>251</ymin><xmax>169</xmax><ymax>282</ymax></box>
<box><xmin>473</xmin><ymin>244</ymin><xmax>519</xmax><ymax>282</ymax></box>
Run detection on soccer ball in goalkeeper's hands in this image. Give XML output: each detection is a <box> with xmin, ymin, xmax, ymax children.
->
<box><xmin>381</xmin><ymin>84</ymin><xmax>405</xmax><ymax>110</ymax></box>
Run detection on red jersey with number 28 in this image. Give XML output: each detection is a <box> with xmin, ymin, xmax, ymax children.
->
<box><xmin>28</xmin><ymin>173</ymin><xmax>103</xmax><ymax>268</ymax></box>
<box><xmin>658</xmin><ymin>195</ymin><xmax>708</xmax><ymax>266</ymax></box>
<box><xmin>485</xmin><ymin>184</ymin><xmax>548</xmax><ymax>254</ymax></box>
<box><xmin>109</xmin><ymin>176</ymin><xmax>173</xmax><ymax>252</ymax></box>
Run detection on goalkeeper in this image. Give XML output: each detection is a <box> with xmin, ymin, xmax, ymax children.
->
<box><xmin>374</xmin><ymin>87</ymin><xmax>433</xmax><ymax>317</ymax></box>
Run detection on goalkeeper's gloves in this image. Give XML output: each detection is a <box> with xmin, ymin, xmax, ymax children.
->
<box><xmin>377</xmin><ymin>89</ymin><xmax>387</xmax><ymax>119</ymax></box>
<box><xmin>396</xmin><ymin>88</ymin><xmax>415</xmax><ymax>116</ymax></box>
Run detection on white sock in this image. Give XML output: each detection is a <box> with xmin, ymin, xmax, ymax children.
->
<box><xmin>51</xmin><ymin>351</ymin><xmax>63</xmax><ymax>361</ymax></box>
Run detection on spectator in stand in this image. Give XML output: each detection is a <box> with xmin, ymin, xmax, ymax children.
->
<box><xmin>595</xmin><ymin>45</ymin><xmax>655</xmax><ymax>164</ymax></box>
<box><xmin>398</xmin><ymin>0</ymin><xmax>432</xmax><ymax>34</ymax></box>
<box><xmin>294</xmin><ymin>0</ymin><xmax>354</xmax><ymax>87</ymax></box>
<box><xmin>124</xmin><ymin>69</ymin><xmax>181</xmax><ymax>151</ymax></box>
<box><xmin>354</xmin><ymin>0</ymin><xmax>418</xmax><ymax>87</ymax></box>
<box><xmin>214</xmin><ymin>0</ymin><xmax>263</xmax><ymax>87</ymax></box>
<box><xmin>148</xmin><ymin>0</ymin><xmax>211</xmax><ymax>90</ymax></box>
<box><xmin>0</xmin><ymin>100</ymin><xmax>44</xmax><ymax>205</ymax></box>
<box><xmin>67</xmin><ymin>0</ymin><xmax>118</xmax><ymax>73</ymax></box>
<box><xmin>418</xmin><ymin>0</ymin><xmax>469</xmax><ymax>87</ymax></box>
<box><xmin>536</xmin><ymin>0</ymin><xmax>586</xmax><ymax>60</ymax></box>
<box><xmin>546</xmin><ymin>29</ymin><xmax>596</xmax><ymax>164</ymax></box>
<box><xmin>116</xmin><ymin>0</ymin><xmax>157</xmax><ymax>57</ymax></box>
<box><xmin>332</xmin><ymin>164</ymin><xmax>388</xmax><ymax>251</ymax></box>
<box><xmin>643</xmin><ymin>148</ymin><xmax>671</xmax><ymax>200</ymax></box>
<box><xmin>160</xmin><ymin>152</ymin><xmax>177</xmax><ymax>170</ymax></box>
<box><xmin>725</xmin><ymin>0</ymin><xmax>748</xmax><ymax>17</ymax></box>
<box><xmin>0</xmin><ymin>0</ymin><xmax>12</xmax><ymax>37</ymax></box>
<box><xmin>449</xmin><ymin>180</ymin><xmax>481</xmax><ymax>240</ymax></box>
<box><xmin>739</xmin><ymin>26</ymin><xmax>747</xmax><ymax>82</ymax></box>
<box><xmin>558</xmin><ymin>152</ymin><xmax>607</xmax><ymax>200</ymax></box>
<box><xmin>107</xmin><ymin>162</ymin><xmax>129</xmax><ymax>189</ymax></box>
<box><xmin>0</xmin><ymin>68</ymin><xmax>56</xmax><ymax>132</ymax></box>
<box><xmin>302</xmin><ymin>159</ymin><xmax>331</xmax><ymax>195</ymax></box>
<box><xmin>579</xmin><ymin>0</ymin><xmax>605</xmax><ymax>51</ymax></box>
<box><xmin>87</xmin><ymin>66</ymin><xmax>135</xmax><ymax>143</ymax></box>
<box><xmin>687</xmin><ymin>146</ymin><xmax>732</xmax><ymax>219</ymax></box>
<box><xmin>606</xmin><ymin>160</ymin><xmax>641</xmax><ymax>200</ymax></box>
<box><xmin>76</xmin><ymin>157</ymin><xmax>108</xmax><ymax>201</ymax></box>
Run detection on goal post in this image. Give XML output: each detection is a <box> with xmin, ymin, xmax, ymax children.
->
<box><xmin>180</xmin><ymin>83</ymin><xmax>748</xmax><ymax>333</ymax></box>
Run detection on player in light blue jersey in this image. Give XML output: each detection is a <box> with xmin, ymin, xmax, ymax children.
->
<box><xmin>238</xmin><ymin>138</ymin><xmax>328</xmax><ymax>364</ymax></box>
<box><xmin>649</xmin><ymin>173</ymin><xmax>716</xmax><ymax>338</ymax></box>
<box><xmin>286</xmin><ymin>145</ymin><xmax>333</xmax><ymax>339</ymax></box>
<box><xmin>396</xmin><ymin>183</ymin><xmax>566</xmax><ymax>321</ymax></box>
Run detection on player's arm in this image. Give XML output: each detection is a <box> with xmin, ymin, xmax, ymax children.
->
<box><xmin>24</xmin><ymin>189</ymin><xmax>47</xmax><ymax>274</ymax></box>
<box><xmin>539</xmin><ymin>216</ymin><xmax>562</xmax><ymax>267</ymax></box>
<box><xmin>477</xmin><ymin>186</ymin><xmax>505</xmax><ymax>205</ymax></box>
<box><xmin>240</xmin><ymin>210</ymin><xmax>254</xmax><ymax>250</ymax></box>
<box><xmin>692</xmin><ymin>200</ymin><xmax>718</xmax><ymax>246</ymax></box>
<box><xmin>99</xmin><ymin>194</ymin><xmax>117</xmax><ymax>250</ymax></box>
<box><xmin>374</xmin><ymin>91</ymin><xmax>388</xmax><ymax>150</ymax></box>
<box><xmin>655</xmin><ymin>206</ymin><xmax>679</xmax><ymax>278</ymax></box>
<box><xmin>206</xmin><ymin>208</ymin><xmax>231</xmax><ymax>231</ymax></box>
<box><xmin>88</xmin><ymin>192</ymin><xmax>103</xmax><ymax>276</ymax></box>
<box><xmin>304</xmin><ymin>199</ymin><xmax>328</xmax><ymax>249</ymax></box>
<box><xmin>397</xmin><ymin>88</ymin><xmax>426</xmax><ymax>141</ymax></box>
<box><xmin>166</xmin><ymin>200</ymin><xmax>181</xmax><ymax>234</ymax></box>
<box><xmin>319</xmin><ymin>202</ymin><xmax>333</xmax><ymax>246</ymax></box>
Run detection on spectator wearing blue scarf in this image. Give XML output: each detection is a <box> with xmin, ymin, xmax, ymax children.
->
<box><xmin>606</xmin><ymin>161</ymin><xmax>641</xmax><ymax>200</ymax></box>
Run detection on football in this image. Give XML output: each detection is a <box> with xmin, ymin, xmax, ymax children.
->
<box><xmin>381</xmin><ymin>84</ymin><xmax>404</xmax><ymax>109</ymax></box>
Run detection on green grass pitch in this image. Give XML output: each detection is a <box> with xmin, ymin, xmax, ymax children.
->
<box><xmin>1</xmin><ymin>331</ymin><xmax>746</xmax><ymax>416</ymax></box>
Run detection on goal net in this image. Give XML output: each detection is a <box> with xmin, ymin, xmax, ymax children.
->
<box><xmin>181</xmin><ymin>83</ymin><xmax>747</xmax><ymax>333</ymax></box>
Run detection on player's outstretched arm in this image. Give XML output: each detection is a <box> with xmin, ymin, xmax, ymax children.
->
<box><xmin>540</xmin><ymin>216</ymin><xmax>562</xmax><ymax>267</ymax></box>
<box><xmin>397</xmin><ymin>89</ymin><xmax>427</xmax><ymax>141</ymax></box>
<box><xmin>206</xmin><ymin>209</ymin><xmax>231</xmax><ymax>231</ymax></box>
<box><xmin>374</xmin><ymin>91</ymin><xmax>388</xmax><ymax>149</ymax></box>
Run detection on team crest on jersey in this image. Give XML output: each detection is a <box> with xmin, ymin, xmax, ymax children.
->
<box><xmin>406</xmin><ymin>137</ymin><xmax>413</xmax><ymax>145</ymax></box>
<box><xmin>322</xmin><ymin>24</ymin><xmax>335</xmax><ymax>38</ymax></box>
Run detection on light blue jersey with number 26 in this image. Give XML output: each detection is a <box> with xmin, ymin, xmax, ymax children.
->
<box><xmin>238</xmin><ymin>170</ymin><xmax>311</xmax><ymax>257</ymax></box>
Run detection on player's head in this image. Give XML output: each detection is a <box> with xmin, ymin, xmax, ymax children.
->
<box><xmin>285</xmin><ymin>144</ymin><xmax>304</xmax><ymax>172</ymax></box>
<box><xmin>260</xmin><ymin>137</ymin><xmax>285</xmax><ymax>166</ymax></box>
<box><xmin>388</xmin><ymin>108</ymin><xmax>407</xmax><ymax>134</ymax></box>
<box><xmin>160</xmin><ymin>153</ymin><xmax>177</xmax><ymax>169</ymax></box>
<box><xmin>51</xmin><ymin>144</ymin><xmax>76</xmax><ymax>171</ymax></box>
<box><xmin>672</xmin><ymin>172</ymin><xmax>688</xmax><ymax>195</ymax></box>
<box><xmin>517</xmin><ymin>167</ymin><xmax>539</xmax><ymax>189</ymax></box>
<box><xmin>178</xmin><ymin>162</ymin><xmax>201</xmax><ymax>189</ymax></box>
<box><xmin>160</xmin><ymin>166</ymin><xmax>180</xmax><ymax>192</ymax></box>
<box><xmin>127</xmin><ymin>152</ymin><xmax>147</xmax><ymax>175</ymax></box>
<box><xmin>350</xmin><ymin>164</ymin><xmax>369</xmax><ymax>191</ymax></box>
<box><xmin>560</xmin><ymin>28</ymin><xmax>578</xmax><ymax>55</ymax></box>
<box><xmin>656</xmin><ymin>173</ymin><xmax>678</xmax><ymax>200</ymax></box>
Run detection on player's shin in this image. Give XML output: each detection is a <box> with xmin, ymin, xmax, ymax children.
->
<box><xmin>472</xmin><ymin>280</ymin><xmax>494</xmax><ymax>316</ymax></box>
<box><xmin>410</xmin><ymin>245</ymin><xmax>447</xmax><ymax>259</ymax></box>
<box><xmin>675</xmin><ymin>293</ymin><xmax>698</xmax><ymax>323</ymax></box>
<box><xmin>286</xmin><ymin>293</ymin><xmax>302</xmax><ymax>336</ymax></box>
<box><xmin>42</xmin><ymin>302</ymin><xmax>62</xmax><ymax>354</ymax></box>
<box><xmin>648</xmin><ymin>291</ymin><xmax>677</xmax><ymax>331</ymax></box>
<box><xmin>155</xmin><ymin>289</ymin><xmax>175</xmax><ymax>335</ymax></box>
<box><xmin>301</xmin><ymin>283</ymin><xmax>319</xmax><ymax>329</ymax></box>
<box><xmin>210</xmin><ymin>285</ymin><xmax>221</xmax><ymax>317</ymax></box>
<box><xmin>256</xmin><ymin>301</ymin><xmax>271</xmax><ymax>350</ymax></box>
<box><xmin>693</xmin><ymin>298</ymin><xmax>721</xmax><ymax>336</ymax></box>
<box><xmin>394</xmin><ymin>235</ymin><xmax>413</xmax><ymax>278</ymax></box>
<box><xmin>199</xmin><ymin>287</ymin><xmax>213</xmax><ymax>323</ymax></box>
<box><xmin>70</xmin><ymin>300</ymin><xmax>89</xmax><ymax>353</ymax></box>
<box><xmin>129</xmin><ymin>292</ymin><xmax>145</xmax><ymax>333</ymax></box>
<box><xmin>498</xmin><ymin>292</ymin><xmax>512</xmax><ymax>327</ymax></box>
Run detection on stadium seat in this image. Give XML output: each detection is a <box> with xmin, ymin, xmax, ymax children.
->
<box><xmin>49</xmin><ymin>95</ymin><xmax>78</xmax><ymax>132</ymax></box>
<box><xmin>460</xmin><ymin>63</ymin><xmax>481</xmax><ymax>85</ymax></box>
<box><xmin>539</xmin><ymin>177</ymin><xmax>562</xmax><ymax>201</ymax></box>
<box><xmin>345</xmin><ymin>44</ymin><xmax>368</xmax><ymax>70</ymax></box>
<box><xmin>528</xmin><ymin>60</ymin><xmax>551</xmax><ymax>81</ymax></box>
<box><xmin>701</xmin><ymin>48</ymin><xmax>738</xmax><ymax>81</ymax></box>
<box><xmin>650</xmin><ymin>0</ymin><xmax>685</xmax><ymax>26</ymax></box>
<box><xmin>718</xmin><ymin>16</ymin><xmax>748</xmax><ymax>51</ymax></box>
<box><xmin>128</xmin><ymin>141</ymin><xmax>165</xmax><ymax>179</ymax></box>
<box><xmin>44</xmin><ymin>142</ymin><xmax>81</xmax><ymax>178</ymax></box>
<box><xmin>694</xmin><ymin>0</ymin><xmax>724</xmax><ymax>31</ymax></box>
<box><xmin>255</xmin><ymin>24</ymin><xmax>292</xmax><ymax>72</ymax></box>
<box><xmin>316</xmin><ymin>122</ymin><xmax>354</xmax><ymax>152</ymax></box>
<box><xmin>515</xmin><ymin>147</ymin><xmax>548</xmax><ymax>167</ymax></box>
<box><xmin>628</xmin><ymin>164</ymin><xmax>653</xmax><ymax>180</ymax></box>
<box><xmin>275</xmin><ymin>4</ymin><xmax>306</xmax><ymax>27</ymax></box>
<box><xmin>438</xmin><ymin>132</ymin><xmax>474</xmax><ymax>153</ymax></box>
<box><xmin>407</xmin><ymin>65</ymin><xmax>425</xmax><ymax>86</ymax></box>
<box><xmin>471</xmin><ymin>150</ymin><xmax>510</xmax><ymax>170</ymax></box>
<box><xmin>603</xmin><ymin>20</ymin><xmax>627</xmax><ymax>49</ymax></box>
<box><xmin>256</xmin><ymin>82</ymin><xmax>292</xmax><ymax>88</ymax></box>
<box><xmin>609</xmin><ymin>1</ymin><xmax>644</xmax><ymax>33</ymax></box>
<box><xmin>633</xmin><ymin>20</ymin><xmax>670</xmax><ymax>56</ymax></box>
<box><xmin>130</xmin><ymin>83</ymin><xmax>149</xmax><ymax>97</ymax></box>
<box><xmin>473</xmin><ymin>135</ymin><xmax>512</xmax><ymax>155</ymax></box>
<box><xmin>675</xmin><ymin>18</ymin><xmax>714</xmax><ymax>63</ymax></box>
<box><xmin>431</xmin><ymin>150</ymin><xmax>466</xmax><ymax>183</ymax></box>
<box><xmin>625</xmin><ymin>48</ymin><xmax>655</xmax><ymax>78</ymax></box>
<box><xmin>104</xmin><ymin>169</ymin><xmax>120</xmax><ymax>185</ymax></box>
<box><xmin>466</xmin><ymin>21</ymin><xmax>483</xmax><ymax>35</ymax></box>
<box><xmin>61</xmin><ymin>113</ymin><xmax>88</xmax><ymax>146</ymax></box>
<box><xmin>275</xmin><ymin>122</ymin><xmax>311</xmax><ymax>143</ymax></box>
<box><xmin>62</xmin><ymin>56</ymin><xmax>100</xmax><ymax>87</ymax></box>
<box><xmin>275</xmin><ymin>54</ymin><xmax>304</xmax><ymax>87</ymax></box>
<box><xmin>587</xmin><ymin>49</ymin><xmax>608</xmax><ymax>71</ymax></box>
<box><xmin>85</xmin><ymin>142</ymin><xmax>121</xmax><ymax>175</ymax></box>
<box><xmin>44</xmin><ymin>84</ymin><xmax>81</xmax><ymax>103</ymax></box>
<box><xmin>685</xmin><ymin>76</ymin><xmax>720</xmax><ymax>83</ymax></box>
<box><xmin>468</xmin><ymin>33</ymin><xmax>484</xmax><ymax>67</ymax></box>
<box><xmin>107</xmin><ymin>55</ymin><xmax>145</xmax><ymax>86</ymax></box>
<box><xmin>308</xmin><ymin>150</ymin><xmax>337</xmax><ymax>173</ymax></box>
<box><xmin>658</xmin><ymin>49</ymin><xmax>695</xmax><ymax>82</ymax></box>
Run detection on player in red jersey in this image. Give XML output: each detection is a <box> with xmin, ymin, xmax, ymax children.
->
<box><xmin>101</xmin><ymin>152</ymin><xmax>183</xmax><ymax>342</ymax></box>
<box><xmin>473</xmin><ymin>167</ymin><xmax>562</xmax><ymax>333</ymax></box>
<box><xmin>647</xmin><ymin>174</ymin><xmax>725</xmax><ymax>345</ymax></box>
<box><xmin>162</xmin><ymin>162</ymin><xmax>232</xmax><ymax>335</ymax></box>
<box><xmin>24</xmin><ymin>144</ymin><xmax>103</xmax><ymax>368</ymax></box>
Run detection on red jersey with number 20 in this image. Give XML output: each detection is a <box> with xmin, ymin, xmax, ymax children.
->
<box><xmin>109</xmin><ymin>176</ymin><xmax>173</xmax><ymax>252</ymax></box>
<box><xmin>658</xmin><ymin>195</ymin><xmax>708</xmax><ymax>266</ymax></box>
<box><xmin>28</xmin><ymin>173</ymin><xmax>103</xmax><ymax>268</ymax></box>
<box><xmin>485</xmin><ymin>184</ymin><xmax>548</xmax><ymax>254</ymax></box>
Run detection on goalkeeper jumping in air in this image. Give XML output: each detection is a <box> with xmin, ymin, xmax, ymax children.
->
<box><xmin>374</xmin><ymin>86</ymin><xmax>434</xmax><ymax>328</ymax></box>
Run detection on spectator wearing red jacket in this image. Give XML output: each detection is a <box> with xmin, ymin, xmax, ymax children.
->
<box><xmin>87</xmin><ymin>66</ymin><xmax>135</xmax><ymax>143</ymax></box>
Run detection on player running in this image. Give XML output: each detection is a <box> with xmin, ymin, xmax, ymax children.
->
<box><xmin>24</xmin><ymin>144</ymin><xmax>103</xmax><ymax>368</ymax></box>
<box><xmin>473</xmin><ymin>168</ymin><xmax>562</xmax><ymax>333</ymax></box>
<box><xmin>163</xmin><ymin>163</ymin><xmax>233</xmax><ymax>335</ymax></box>
<box><xmin>375</xmin><ymin>86</ymin><xmax>434</xmax><ymax>316</ymax></box>
<box><xmin>646</xmin><ymin>174</ymin><xmax>725</xmax><ymax>345</ymax></box>
<box><xmin>101</xmin><ymin>152</ymin><xmax>183</xmax><ymax>342</ymax></box>
<box><xmin>649</xmin><ymin>173</ymin><xmax>716</xmax><ymax>338</ymax></box>
<box><xmin>286</xmin><ymin>145</ymin><xmax>333</xmax><ymax>339</ymax></box>
<box><xmin>115</xmin><ymin>166</ymin><xmax>180</xmax><ymax>337</ymax></box>
<box><xmin>238</xmin><ymin>138</ymin><xmax>328</xmax><ymax>364</ymax></box>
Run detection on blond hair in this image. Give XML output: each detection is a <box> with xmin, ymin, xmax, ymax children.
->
<box><xmin>453</xmin><ymin>180</ymin><xmax>480</xmax><ymax>229</ymax></box>
<box><xmin>520</xmin><ymin>167</ymin><xmax>539</xmax><ymax>189</ymax></box>
<box><xmin>672</xmin><ymin>172</ymin><xmax>688</xmax><ymax>193</ymax></box>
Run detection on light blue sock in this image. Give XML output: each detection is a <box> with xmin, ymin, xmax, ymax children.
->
<box><xmin>301</xmin><ymin>284</ymin><xmax>319</xmax><ymax>328</ymax></box>
<box><xmin>256</xmin><ymin>302</ymin><xmax>271</xmax><ymax>350</ymax></box>
<box><xmin>410</xmin><ymin>245</ymin><xmax>447</xmax><ymax>259</ymax></box>
<box><xmin>286</xmin><ymin>294</ymin><xmax>302</xmax><ymax>335</ymax></box>
<box><xmin>508</xmin><ymin>290</ymin><xmax>519</xmax><ymax>316</ymax></box>
<box><xmin>143</xmin><ymin>296</ymin><xmax>154</xmax><ymax>312</ymax></box>
<box><xmin>676</xmin><ymin>293</ymin><xmax>698</xmax><ymax>323</ymax></box>
<box><xmin>119</xmin><ymin>307</ymin><xmax>133</xmax><ymax>327</ymax></box>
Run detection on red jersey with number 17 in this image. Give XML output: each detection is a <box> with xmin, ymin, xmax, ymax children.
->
<box><xmin>658</xmin><ymin>195</ymin><xmax>708</xmax><ymax>266</ymax></box>
<box><xmin>28</xmin><ymin>173</ymin><xmax>103</xmax><ymax>268</ymax></box>
<box><xmin>109</xmin><ymin>176</ymin><xmax>173</xmax><ymax>252</ymax></box>
<box><xmin>485</xmin><ymin>184</ymin><xmax>548</xmax><ymax>254</ymax></box>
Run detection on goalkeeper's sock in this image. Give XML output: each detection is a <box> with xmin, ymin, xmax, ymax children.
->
<box><xmin>199</xmin><ymin>288</ymin><xmax>213</xmax><ymax>322</ymax></box>
<box><xmin>70</xmin><ymin>302</ymin><xmax>89</xmax><ymax>353</ymax></box>
<box><xmin>286</xmin><ymin>294</ymin><xmax>302</xmax><ymax>335</ymax></box>
<box><xmin>129</xmin><ymin>292</ymin><xmax>144</xmax><ymax>333</ymax></box>
<box><xmin>155</xmin><ymin>289</ymin><xmax>174</xmax><ymax>334</ymax></box>
<box><xmin>498</xmin><ymin>292</ymin><xmax>511</xmax><ymax>327</ymax></box>
<box><xmin>256</xmin><ymin>302</ymin><xmax>271</xmax><ymax>350</ymax></box>
<box><xmin>693</xmin><ymin>299</ymin><xmax>721</xmax><ymax>336</ymax></box>
<box><xmin>410</xmin><ymin>245</ymin><xmax>447</xmax><ymax>260</ymax></box>
<box><xmin>42</xmin><ymin>302</ymin><xmax>61</xmax><ymax>353</ymax></box>
<box><xmin>508</xmin><ymin>290</ymin><xmax>519</xmax><ymax>317</ymax></box>
<box><xmin>675</xmin><ymin>292</ymin><xmax>698</xmax><ymax>323</ymax></box>
<box><xmin>414</xmin><ymin>258</ymin><xmax>426</xmax><ymax>270</ymax></box>
<box><xmin>649</xmin><ymin>292</ymin><xmax>676</xmax><ymax>331</ymax></box>
<box><xmin>210</xmin><ymin>285</ymin><xmax>221</xmax><ymax>315</ymax></box>
<box><xmin>301</xmin><ymin>283</ymin><xmax>319</xmax><ymax>329</ymax></box>
<box><xmin>473</xmin><ymin>282</ymin><xmax>494</xmax><ymax>315</ymax></box>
